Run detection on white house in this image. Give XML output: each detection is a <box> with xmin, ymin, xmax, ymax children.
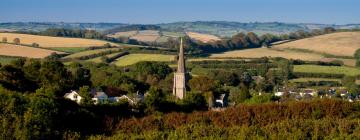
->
<box><xmin>91</xmin><ymin>91</ymin><xmax>108</xmax><ymax>104</ymax></box>
<box><xmin>275</xmin><ymin>92</ymin><xmax>284</xmax><ymax>97</ymax></box>
<box><xmin>64</xmin><ymin>90</ymin><xmax>108</xmax><ymax>104</ymax></box>
<box><xmin>64</xmin><ymin>90</ymin><xmax>82</xmax><ymax>104</ymax></box>
<box><xmin>109</xmin><ymin>95</ymin><xmax>135</xmax><ymax>105</ymax></box>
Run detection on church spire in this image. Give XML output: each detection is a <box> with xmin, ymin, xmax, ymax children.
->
<box><xmin>173</xmin><ymin>37</ymin><xmax>186</xmax><ymax>99</ymax></box>
<box><xmin>177</xmin><ymin>38</ymin><xmax>185</xmax><ymax>73</ymax></box>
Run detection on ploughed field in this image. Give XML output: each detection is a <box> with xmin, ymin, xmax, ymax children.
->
<box><xmin>0</xmin><ymin>33</ymin><xmax>117</xmax><ymax>48</ymax></box>
<box><xmin>0</xmin><ymin>43</ymin><xmax>65</xmax><ymax>58</ymax></box>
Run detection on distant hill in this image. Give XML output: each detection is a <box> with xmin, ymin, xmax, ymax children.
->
<box><xmin>0</xmin><ymin>22</ymin><xmax>125</xmax><ymax>32</ymax></box>
<box><xmin>1</xmin><ymin>21</ymin><xmax>360</xmax><ymax>37</ymax></box>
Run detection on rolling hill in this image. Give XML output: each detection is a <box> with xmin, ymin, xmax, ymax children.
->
<box><xmin>274</xmin><ymin>32</ymin><xmax>360</xmax><ymax>57</ymax></box>
<box><xmin>211</xmin><ymin>31</ymin><xmax>360</xmax><ymax>66</ymax></box>
<box><xmin>0</xmin><ymin>33</ymin><xmax>118</xmax><ymax>48</ymax></box>
<box><xmin>0</xmin><ymin>43</ymin><xmax>66</xmax><ymax>58</ymax></box>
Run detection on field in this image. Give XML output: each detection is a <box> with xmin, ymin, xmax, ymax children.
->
<box><xmin>0</xmin><ymin>33</ymin><xmax>118</xmax><ymax>48</ymax></box>
<box><xmin>107</xmin><ymin>31</ymin><xmax>138</xmax><ymax>38</ymax></box>
<box><xmin>186</xmin><ymin>32</ymin><xmax>221</xmax><ymax>43</ymax></box>
<box><xmin>289</xmin><ymin>78</ymin><xmax>341</xmax><ymax>83</ymax></box>
<box><xmin>130</xmin><ymin>30</ymin><xmax>160</xmax><ymax>42</ymax></box>
<box><xmin>46</xmin><ymin>47</ymin><xmax>89</xmax><ymax>53</ymax></box>
<box><xmin>87</xmin><ymin>52</ymin><xmax>124</xmax><ymax>63</ymax></box>
<box><xmin>210</xmin><ymin>48</ymin><xmax>324</xmax><ymax>61</ymax></box>
<box><xmin>274</xmin><ymin>32</ymin><xmax>360</xmax><ymax>57</ymax></box>
<box><xmin>0</xmin><ymin>43</ymin><xmax>66</xmax><ymax>58</ymax></box>
<box><xmin>0</xmin><ymin>56</ymin><xmax>20</xmax><ymax>65</ymax></box>
<box><xmin>114</xmin><ymin>54</ymin><xmax>175</xmax><ymax>66</ymax></box>
<box><xmin>63</xmin><ymin>48</ymin><xmax>120</xmax><ymax>59</ymax></box>
<box><xmin>293</xmin><ymin>65</ymin><xmax>360</xmax><ymax>76</ymax></box>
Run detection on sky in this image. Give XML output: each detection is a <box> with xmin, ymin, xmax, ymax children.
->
<box><xmin>0</xmin><ymin>0</ymin><xmax>359</xmax><ymax>24</ymax></box>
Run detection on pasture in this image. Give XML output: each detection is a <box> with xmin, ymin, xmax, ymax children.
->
<box><xmin>210</xmin><ymin>48</ymin><xmax>324</xmax><ymax>61</ymax></box>
<box><xmin>0</xmin><ymin>43</ymin><xmax>66</xmax><ymax>58</ymax></box>
<box><xmin>274</xmin><ymin>32</ymin><xmax>360</xmax><ymax>57</ymax></box>
<box><xmin>114</xmin><ymin>54</ymin><xmax>175</xmax><ymax>66</ymax></box>
<box><xmin>63</xmin><ymin>48</ymin><xmax>121</xmax><ymax>59</ymax></box>
<box><xmin>186</xmin><ymin>32</ymin><xmax>221</xmax><ymax>43</ymax></box>
<box><xmin>87</xmin><ymin>52</ymin><xmax>124</xmax><ymax>63</ymax></box>
<box><xmin>0</xmin><ymin>33</ymin><xmax>118</xmax><ymax>48</ymax></box>
<box><xmin>293</xmin><ymin>65</ymin><xmax>360</xmax><ymax>76</ymax></box>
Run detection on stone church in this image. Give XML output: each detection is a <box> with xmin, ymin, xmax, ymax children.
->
<box><xmin>173</xmin><ymin>38</ymin><xmax>186</xmax><ymax>99</ymax></box>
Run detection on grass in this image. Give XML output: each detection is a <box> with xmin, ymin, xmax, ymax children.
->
<box><xmin>211</xmin><ymin>48</ymin><xmax>324</xmax><ymax>61</ymax></box>
<box><xmin>290</xmin><ymin>78</ymin><xmax>341</xmax><ymax>83</ymax></box>
<box><xmin>0</xmin><ymin>56</ymin><xmax>20</xmax><ymax>65</ymax></box>
<box><xmin>63</xmin><ymin>48</ymin><xmax>120</xmax><ymax>59</ymax></box>
<box><xmin>87</xmin><ymin>52</ymin><xmax>124</xmax><ymax>63</ymax></box>
<box><xmin>293</xmin><ymin>65</ymin><xmax>360</xmax><ymax>76</ymax></box>
<box><xmin>48</xmin><ymin>47</ymin><xmax>89</xmax><ymax>53</ymax></box>
<box><xmin>0</xmin><ymin>33</ymin><xmax>118</xmax><ymax>48</ymax></box>
<box><xmin>113</xmin><ymin>54</ymin><xmax>175</xmax><ymax>66</ymax></box>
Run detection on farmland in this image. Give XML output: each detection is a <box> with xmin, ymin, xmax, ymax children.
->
<box><xmin>87</xmin><ymin>52</ymin><xmax>125</xmax><ymax>63</ymax></box>
<box><xmin>186</xmin><ymin>31</ymin><xmax>221</xmax><ymax>43</ymax></box>
<box><xmin>293</xmin><ymin>65</ymin><xmax>360</xmax><ymax>76</ymax></box>
<box><xmin>274</xmin><ymin>32</ymin><xmax>360</xmax><ymax>57</ymax></box>
<box><xmin>0</xmin><ymin>43</ymin><xmax>66</xmax><ymax>58</ymax></box>
<box><xmin>0</xmin><ymin>33</ymin><xmax>118</xmax><ymax>48</ymax></box>
<box><xmin>63</xmin><ymin>48</ymin><xmax>121</xmax><ymax>59</ymax></box>
<box><xmin>114</xmin><ymin>54</ymin><xmax>175</xmax><ymax>66</ymax></box>
<box><xmin>210</xmin><ymin>48</ymin><xmax>324</xmax><ymax>61</ymax></box>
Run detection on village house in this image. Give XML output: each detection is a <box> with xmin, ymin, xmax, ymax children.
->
<box><xmin>64</xmin><ymin>89</ymin><xmax>142</xmax><ymax>105</ymax></box>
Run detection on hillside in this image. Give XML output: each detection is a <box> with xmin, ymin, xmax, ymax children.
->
<box><xmin>0</xmin><ymin>43</ymin><xmax>66</xmax><ymax>58</ymax></box>
<box><xmin>2</xmin><ymin>22</ymin><xmax>360</xmax><ymax>37</ymax></box>
<box><xmin>0</xmin><ymin>33</ymin><xmax>118</xmax><ymax>48</ymax></box>
<box><xmin>274</xmin><ymin>32</ymin><xmax>360</xmax><ymax>57</ymax></box>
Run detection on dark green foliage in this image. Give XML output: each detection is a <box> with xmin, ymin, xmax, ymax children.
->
<box><xmin>182</xmin><ymin>91</ymin><xmax>208</xmax><ymax>111</ymax></box>
<box><xmin>0</xmin><ymin>65</ymin><xmax>35</xmax><ymax>92</ymax></box>
<box><xmin>79</xmin><ymin>86</ymin><xmax>93</xmax><ymax>106</ymax></box>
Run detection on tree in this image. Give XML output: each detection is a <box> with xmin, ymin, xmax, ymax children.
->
<box><xmin>323</xmin><ymin>27</ymin><xmax>336</xmax><ymax>34</ymax></box>
<box><xmin>79</xmin><ymin>86</ymin><xmax>93</xmax><ymax>106</ymax></box>
<box><xmin>31</xmin><ymin>43</ymin><xmax>39</xmax><ymax>48</ymax></box>
<box><xmin>144</xmin><ymin>86</ymin><xmax>166</xmax><ymax>113</ymax></box>
<box><xmin>238</xmin><ymin>83</ymin><xmax>251</xmax><ymax>103</ymax></box>
<box><xmin>13</xmin><ymin>38</ymin><xmax>20</xmax><ymax>45</ymax></box>
<box><xmin>189</xmin><ymin>76</ymin><xmax>218</xmax><ymax>93</ymax></box>
<box><xmin>0</xmin><ymin>65</ymin><xmax>35</xmax><ymax>92</ymax></box>
<box><xmin>2</xmin><ymin>37</ymin><xmax>7</xmax><ymax>43</ymax></box>
<box><xmin>182</xmin><ymin>91</ymin><xmax>207</xmax><ymax>110</ymax></box>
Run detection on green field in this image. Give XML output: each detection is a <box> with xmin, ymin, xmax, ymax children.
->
<box><xmin>0</xmin><ymin>57</ymin><xmax>20</xmax><ymax>65</ymax></box>
<box><xmin>87</xmin><ymin>52</ymin><xmax>124</xmax><ymax>63</ymax></box>
<box><xmin>114</xmin><ymin>54</ymin><xmax>175</xmax><ymax>66</ymax></box>
<box><xmin>48</xmin><ymin>47</ymin><xmax>89</xmax><ymax>53</ymax></box>
<box><xmin>293</xmin><ymin>65</ymin><xmax>360</xmax><ymax>76</ymax></box>
<box><xmin>63</xmin><ymin>48</ymin><xmax>121</xmax><ymax>59</ymax></box>
<box><xmin>290</xmin><ymin>78</ymin><xmax>341</xmax><ymax>83</ymax></box>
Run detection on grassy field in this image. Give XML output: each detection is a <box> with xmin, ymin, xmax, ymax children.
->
<box><xmin>47</xmin><ymin>47</ymin><xmax>89</xmax><ymax>53</ymax></box>
<box><xmin>0</xmin><ymin>33</ymin><xmax>118</xmax><ymax>48</ymax></box>
<box><xmin>274</xmin><ymin>32</ymin><xmax>360</xmax><ymax>57</ymax></box>
<box><xmin>290</xmin><ymin>78</ymin><xmax>341</xmax><ymax>83</ymax></box>
<box><xmin>186</xmin><ymin>31</ymin><xmax>221</xmax><ymax>43</ymax></box>
<box><xmin>63</xmin><ymin>48</ymin><xmax>120</xmax><ymax>59</ymax></box>
<box><xmin>114</xmin><ymin>54</ymin><xmax>175</xmax><ymax>66</ymax></box>
<box><xmin>87</xmin><ymin>52</ymin><xmax>124</xmax><ymax>63</ymax></box>
<box><xmin>293</xmin><ymin>65</ymin><xmax>360</xmax><ymax>76</ymax></box>
<box><xmin>210</xmin><ymin>48</ymin><xmax>325</xmax><ymax>61</ymax></box>
<box><xmin>0</xmin><ymin>43</ymin><xmax>66</xmax><ymax>58</ymax></box>
<box><xmin>0</xmin><ymin>56</ymin><xmax>20</xmax><ymax>65</ymax></box>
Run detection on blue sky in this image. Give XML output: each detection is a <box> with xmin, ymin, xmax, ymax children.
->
<box><xmin>0</xmin><ymin>0</ymin><xmax>359</xmax><ymax>24</ymax></box>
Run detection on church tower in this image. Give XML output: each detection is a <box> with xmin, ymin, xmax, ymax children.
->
<box><xmin>173</xmin><ymin>38</ymin><xmax>186</xmax><ymax>99</ymax></box>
